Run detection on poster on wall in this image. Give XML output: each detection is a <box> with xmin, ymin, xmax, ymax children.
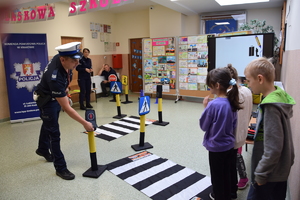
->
<box><xmin>1</xmin><ymin>33</ymin><xmax>48</xmax><ymax>123</ymax></box>
<box><xmin>178</xmin><ymin>35</ymin><xmax>209</xmax><ymax>91</ymax></box>
<box><xmin>143</xmin><ymin>37</ymin><xmax>176</xmax><ymax>93</ymax></box>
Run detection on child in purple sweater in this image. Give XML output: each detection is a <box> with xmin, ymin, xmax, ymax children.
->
<box><xmin>200</xmin><ymin>67</ymin><xmax>242</xmax><ymax>200</ymax></box>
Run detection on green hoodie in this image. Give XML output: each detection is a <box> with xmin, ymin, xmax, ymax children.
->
<box><xmin>251</xmin><ymin>86</ymin><xmax>296</xmax><ymax>185</ymax></box>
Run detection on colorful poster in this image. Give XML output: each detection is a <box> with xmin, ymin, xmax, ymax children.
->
<box><xmin>180</xmin><ymin>37</ymin><xmax>188</xmax><ymax>44</ymax></box>
<box><xmin>179</xmin><ymin>60</ymin><xmax>187</xmax><ymax>68</ymax></box>
<box><xmin>152</xmin><ymin>38</ymin><xmax>169</xmax><ymax>46</ymax></box>
<box><xmin>179</xmin><ymin>52</ymin><xmax>188</xmax><ymax>59</ymax></box>
<box><xmin>143</xmin><ymin>38</ymin><xmax>176</xmax><ymax>93</ymax></box>
<box><xmin>1</xmin><ymin>34</ymin><xmax>48</xmax><ymax>123</ymax></box>
<box><xmin>153</xmin><ymin>46</ymin><xmax>165</xmax><ymax>56</ymax></box>
<box><xmin>143</xmin><ymin>39</ymin><xmax>152</xmax><ymax>53</ymax></box>
<box><xmin>178</xmin><ymin>35</ymin><xmax>208</xmax><ymax>91</ymax></box>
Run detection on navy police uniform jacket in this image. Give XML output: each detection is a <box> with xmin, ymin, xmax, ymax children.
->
<box><xmin>101</xmin><ymin>68</ymin><xmax>119</xmax><ymax>81</ymax></box>
<box><xmin>36</xmin><ymin>54</ymin><xmax>71</xmax><ymax>99</ymax></box>
<box><xmin>76</xmin><ymin>56</ymin><xmax>92</xmax><ymax>80</ymax></box>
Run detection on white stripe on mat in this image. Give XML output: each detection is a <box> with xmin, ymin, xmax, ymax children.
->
<box><xmin>95</xmin><ymin>128</ymin><xmax>123</xmax><ymax>138</ymax></box>
<box><xmin>141</xmin><ymin>168</ymin><xmax>195</xmax><ymax>197</ymax></box>
<box><xmin>167</xmin><ymin>176</ymin><xmax>211</xmax><ymax>200</ymax></box>
<box><xmin>124</xmin><ymin>160</ymin><xmax>177</xmax><ymax>185</ymax></box>
<box><xmin>110</xmin><ymin>154</ymin><xmax>160</xmax><ymax>175</ymax></box>
<box><xmin>123</xmin><ymin>117</ymin><xmax>153</xmax><ymax>125</ymax></box>
<box><xmin>113</xmin><ymin>120</ymin><xmax>140</xmax><ymax>129</ymax></box>
<box><xmin>103</xmin><ymin>124</ymin><xmax>133</xmax><ymax>133</ymax></box>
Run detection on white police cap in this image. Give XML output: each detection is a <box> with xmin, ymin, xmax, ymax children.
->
<box><xmin>55</xmin><ymin>42</ymin><xmax>82</xmax><ymax>59</ymax></box>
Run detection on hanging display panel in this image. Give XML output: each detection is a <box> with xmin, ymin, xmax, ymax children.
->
<box><xmin>143</xmin><ymin>37</ymin><xmax>177</xmax><ymax>95</ymax></box>
<box><xmin>177</xmin><ymin>35</ymin><xmax>212</xmax><ymax>97</ymax></box>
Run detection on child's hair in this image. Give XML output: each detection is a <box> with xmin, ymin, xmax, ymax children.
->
<box><xmin>245</xmin><ymin>57</ymin><xmax>275</xmax><ymax>82</ymax></box>
<box><xmin>225</xmin><ymin>64</ymin><xmax>238</xmax><ymax>80</ymax></box>
<box><xmin>225</xmin><ymin>64</ymin><xmax>245</xmax><ymax>105</ymax></box>
<box><xmin>206</xmin><ymin>67</ymin><xmax>242</xmax><ymax>112</ymax></box>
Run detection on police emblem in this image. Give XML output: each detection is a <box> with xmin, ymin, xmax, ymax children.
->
<box><xmin>10</xmin><ymin>58</ymin><xmax>43</xmax><ymax>92</ymax></box>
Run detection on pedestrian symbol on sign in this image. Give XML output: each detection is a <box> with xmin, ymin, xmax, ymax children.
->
<box><xmin>139</xmin><ymin>96</ymin><xmax>150</xmax><ymax>115</ymax></box>
<box><xmin>110</xmin><ymin>81</ymin><xmax>122</xmax><ymax>94</ymax></box>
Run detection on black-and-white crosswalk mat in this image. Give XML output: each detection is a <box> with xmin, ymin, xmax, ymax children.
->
<box><xmin>94</xmin><ymin>116</ymin><xmax>154</xmax><ymax>141</ymax></box>
<box><xmin>107</xmin><ymin>151</ymin><xmax>212</xmax><ymax>200</ymax></box>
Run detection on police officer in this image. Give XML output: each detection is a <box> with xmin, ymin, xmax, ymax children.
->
<box><xmin>76</xmin><ymin>48</ymin><xmax>93</xmax><ymax>110</ymax></box>
<box><xmin>97</xmin><ymin>64</ymin><xmax>119</xmax><ymax>98</ymax></box>
<box><xmin>35</xmin><ymin>42</ymin><xmax>94</xmax><ymax>180</ymax></box>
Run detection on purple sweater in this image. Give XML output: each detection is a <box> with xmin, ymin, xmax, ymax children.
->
<box><xmin>200</xmin><ymin>97</ymin><xmax>237</xmax><ymax>152</ymax></box>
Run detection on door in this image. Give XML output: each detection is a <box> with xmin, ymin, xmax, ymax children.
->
<box><xmin>129</xmin><ymin>38</ymin><xmax>143</xmax><ymax>93</ymax></box>
<box><xmin>61</xmin><ymin>36</ymin><xmax>83</xmax><ymax>86</ymax></box>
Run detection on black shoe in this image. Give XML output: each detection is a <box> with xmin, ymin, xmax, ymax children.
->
<box><xmin>80</xmin><ymin>106</ymin><xmax>86</xmax><ymax>110</ymax></box>
<box><xmin>36</xmin><ymin>149</ymin><xmax>53</xmax><ymax>162</ymax></box>
<box><xmin>56</xmin><ymin>169</ymin><xmax>75</xmax><ymax>180</ymax></box>
<box><xmin>86</xmin><ymin>104</ymin><xmax>93</xmax><ymax>108</ymax></box>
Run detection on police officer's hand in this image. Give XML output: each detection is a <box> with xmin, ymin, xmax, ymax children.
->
<box><xmin>85</xmin><ymin>68</ymin><xmax>91</xmax><ymax>73</ymax></box>
<box><xmin>84</xmin><ymin>121</ymin><xmax>94</xmax><ymax>132</ymax></box>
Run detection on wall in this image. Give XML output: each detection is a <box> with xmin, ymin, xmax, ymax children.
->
<box><xmin>181</xmin><ymin>14</ymin><xmax>201</xmax><ymax>36</ymax></box>
<box><xmin>0</xmin><ymin>58</ymin><xmax>9</xmax><ymax>121</ymax></box>
<box><xmin>247</xmin><ymin>7</ymin><xmax>282</xmax><ymax>40</ymax></box>
<box><xmin>149</xmin><ymin>5</ymin><xmax>182</xmax><ymax>38</ymax></box>
<box><xmin>282</xmin><ymin>0</ymin><xmax>300</xmax><ymax>199</ymax></box>
<box><xmin>114</xmin><ymin>9</ymin><xmax>149</xmax><ymax>54</ymax></box>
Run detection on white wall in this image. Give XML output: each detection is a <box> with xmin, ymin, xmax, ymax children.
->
<box><xmin>114</xmin><ymin>9</ymin><xmax>150</xmax><ymax>54</ymax></box>
<box><xmin>285</xmin><ymin>0</ymin><xmax>300</xmax><ymax>51</ymax></box>
<box><xmin>247</xmin><ymin>7</ymin><xmax>282</xmax><ymax>40</ymax></box>
<box><xmin>149</xmin><ymin>4</ymin><xmax>182</xmax><ymax>38</ymax></box>
<box><xmin>181</xmin><ymin>14</ymin><xmax>200</xmax><ymax>36</ymax></box>
<box><xmin>282</xmin><ymin>0</ymin><xmax>300</xmax><ymax>199</ymax></box>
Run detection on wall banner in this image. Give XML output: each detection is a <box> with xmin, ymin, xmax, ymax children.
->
<box><xmin>1</xmin><ymin>33</ymin><xmax>48</xmax><ymax>123</ymax></box>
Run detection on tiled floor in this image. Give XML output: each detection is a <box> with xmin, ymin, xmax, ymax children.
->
<box><xmin>0</xmin><ymin>93</ymin><xmax>252</xmax><ymax>200</ymax></box>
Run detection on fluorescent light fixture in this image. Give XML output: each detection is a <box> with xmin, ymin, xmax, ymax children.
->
<box><xmin>215</xmin><ymin>0</ymin><xmax>269</xmax><ymax>6</ymax></box>
<box><xmin>170</xmin><ymin>0</ymin><xmax>178</xmax><ymax>1</ymax></box>
<box><xmin>215</xmin><ymin>22</ymin><xmax>230</xmax><ymax>25</ymax></box>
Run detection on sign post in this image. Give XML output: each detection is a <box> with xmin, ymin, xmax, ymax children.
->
<box><xmin>131</xmin><ymin>96</ymin><xmax>153</xmax><ymax>151</ymax></box>
<box><xmin>121</xmin><ymin>75</ymin><xmax>132</xmax><ymax>104</ymax></box>
<box><xmin>111</xmin><ymin>81</ymin><xmax>126</xmax><ymax>119</ymax></box>
<box><xmin>153</xmin><ymin>85</ymin><xmax>169</xmax><ymax>126</ymax></box>
<box><xmin>83</xmin><ymin>109</ymin><xmax>107</xmax><ymax>178</ymax></box>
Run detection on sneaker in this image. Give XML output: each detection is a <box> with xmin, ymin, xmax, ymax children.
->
<box><xmin>80</xmin><ymin>105</ymin><xmax>86</xmax><ymax>110</ymax></box>
<box><xmin>56</xmin><ymin>169</ymin><xmax>75</xmax><ymax>180</ymax></box>
<box><xmin>238</xmin><ymin>177</ymin><xmax>249</xmax><ymax>189</ymax></box>
<box><xmin>36</xmin><ymin>149</ymin><xmax>53</xmax><ymax>162</ymax></box>
<box><xmin>86</xmin><ymin>104</ymin><xmax>93</xmax><ymax>108</ymax></box>
<box><xmin>209</xmin><ymin>192</ymin><xmax>215</xmax><ymax>200</ymax></box>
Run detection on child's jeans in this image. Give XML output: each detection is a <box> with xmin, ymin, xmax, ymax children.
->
<box><xmin>247</xmin><ymin>181</ymin><xmax>287</xmax><ymax>200</ymax></box>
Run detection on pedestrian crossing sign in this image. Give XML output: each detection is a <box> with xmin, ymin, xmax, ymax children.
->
<box><xmin>110</xmin><ymin>81</ymin><xmax>122</xmax><ymax>94</ymax></box>
<box><xmin>139</xmin><ymin>96</ymin><xmax>150</xmax><ymax>115</ymax></box>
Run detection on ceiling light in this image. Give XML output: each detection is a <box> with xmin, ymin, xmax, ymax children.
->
<box><xmin>215</xmin><ymin>0</ymin><xmax>269</xmax><ymax>6</ymax></box>
<box><xmin>215</xmin><ymin>22</ymin><xmax>230</xmax><ymax>25</ymax></box>
<box><xmin>170</xmin><ymin>0</ymin><xmax>178</xmax><ymax>1</ymax></box>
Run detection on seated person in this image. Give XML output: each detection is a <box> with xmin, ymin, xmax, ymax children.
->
<box><xmin>97</xmin><ymin>64</ymin><xmax>119</xmax><ymax>97</ymax></box>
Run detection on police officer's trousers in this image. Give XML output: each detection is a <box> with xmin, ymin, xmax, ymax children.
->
<box><xmin>38</xmin><ymin>100</ymin><xmax>67</xmax><ymax>172</ymax></box>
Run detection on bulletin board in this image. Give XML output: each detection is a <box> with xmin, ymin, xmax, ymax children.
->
<box><xmin>143</xmin><ymin>37</ymin><xmax>177</xmax><ymax>96</ymax></box>
<box><xmin>177</xmin><ymin>35</ymin><xmax>212</xmax><ymax>97</ymax></box>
